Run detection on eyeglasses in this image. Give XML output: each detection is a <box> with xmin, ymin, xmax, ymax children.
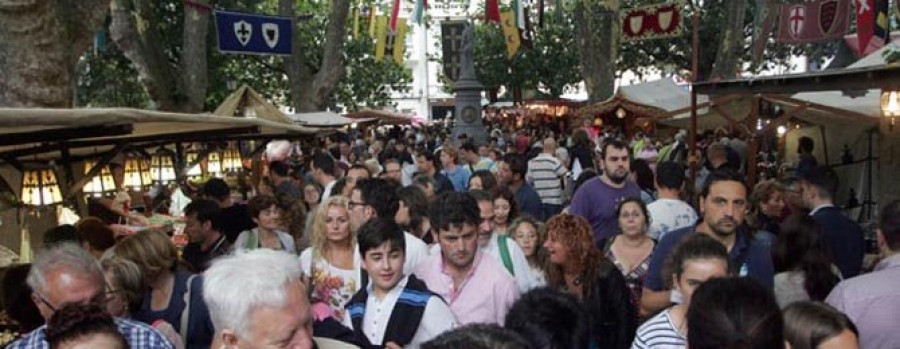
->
<box><xmin>34</xmin><ymin>286</ymin><xmax>116</xmax><ymax>312</ymax></box>
<box><xmin>349</xmin><ymin>201</ymin><xmax>368</xmax><ymax>210</ymax></box>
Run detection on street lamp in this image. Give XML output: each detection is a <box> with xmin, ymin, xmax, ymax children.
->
<box><xmin>880</xmin><ymin>89</ymin><xmax>900</xmax><ymax>130</ymax></box>
<box><xmin>82</xmin><ymin>160</ymin><xmax>116</xmax><ymax>197</ymax></box>
<box><xmin>21</xmin><ymin>167</ymin><xmax>63</xmax><ymax>206</ymax></box>
<box><xmin>150</xmin><ymin>148</ymin><xmax>177</xmax><ymax>184</ymax></box>
<box><xmin>123</xmin><ymin>154</ymin><xmax>152</xmax><ymax>191</ymax></box>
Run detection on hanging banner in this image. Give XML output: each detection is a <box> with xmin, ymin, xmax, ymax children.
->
<box><xmin>441</xmin><ymin>21</ymin><xmax>466</xmax><ymax>81</ymax></box>
<box><xmin>413</xmin><ymin>0</ymin><xmax>426</xmax><ymax>24</ymax></box>
<box><xmin>621</xmin><ymin>2</ymin><xmax>684</xmax><ymax>41</ymax></box>
<box><xmin>500</xmin><ymin>10</ymin><xmax>521</xmax><ymax>59</ymax></box>
<box><xmin>375</xmin><ymin>16</ymin><xmax>388</xmax><ymax>62</ymax></box>
<box><xmin>486</xmin><ymin>0</ymin><xmax>501</xmax><ymax>23</ymax></box>
<box><xmin>857</xmin><ymin>0</ymin><xmax>875</xmax><ymax>51</ymax></box>
<box><xmin>393</xmin><ymin>18</ymin><xmax>408</xmax><ymax>64</ymax></box>
<box><xmin>774</xmin><ymin>0</ymin><xmax>850</xmax><ymax>44</ymax></box>
<box><xmin>390</xmin><ymin>0</ymin><xmax>402</xmax><ymax>32</ymax></box>
<box><xmin>214</xmin><ymin>10</ymin><xmax>292</xmax><ymax>55</ymax></box>
<box><xmin>863</xmin><ymin>0</ymin><xmax>891</xmax><ymax>55</ymax></box>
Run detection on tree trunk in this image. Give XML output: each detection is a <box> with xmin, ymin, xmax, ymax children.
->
<box><xmin>575</xmin><ymin>0</ymin><xmax>618</xmax><ymax>103</ymax></box>
<box><xmin>280</xmin><ymin>0</ymin><xmax>351</xmax><ymax>112</ymax></box>
<box><xmin>709</xmin><ymin>0</ymin><xmax>748</xmax><ymax>80</ymax></box>
<box><xmin>0</xmin><ymin>0</ymin><xmax>109</xmax><ymax>107</ymax></box>
<box><xmin>109</xmin><ymin>0</ymin><xmax>209</xmax><ymax>112</ymax></box>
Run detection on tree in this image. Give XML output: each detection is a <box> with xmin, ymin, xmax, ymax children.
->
<box><xmin>575</xmin><ymin>0</ymin><xmax>619</xmax><ymax>103</ymax></box>
<box><xmin>76</xmin><ymin>43</ymin><xmax>152</xmax><ymax>108</ymax></box>
<box><xmin>0</xmin><ymin>0</ymin><xmax>110</xmax><ymax>107</ymax></box>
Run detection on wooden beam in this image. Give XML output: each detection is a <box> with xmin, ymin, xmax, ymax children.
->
<box><xmin>762</xmin><ymin>94</ymin><xmax>879</xmax><ymax>126</ymax></box>
<box><xmin>762</xmin><ymin>103</ymin><xmax>809</xmax><ymax>133</ymax></box>
<box><xmin>0</xmin><ymin>124</ymin><xmax>133</xmax><ymax>147</ymax></box>
<box><xmin>662</xmin><ymin>94</ymin><xmax>744</xmax><ymax>119</ymax></box>
<box><xmin>694</xmin><ymin>64</ymin><xmax>900</xmax><ymax>96</ymax></box>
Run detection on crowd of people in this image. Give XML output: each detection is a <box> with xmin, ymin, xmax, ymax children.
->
<box><xmin>0</xmin><ymin>121</ymin><xmax>897</xmax><ymax>349</ymax></box>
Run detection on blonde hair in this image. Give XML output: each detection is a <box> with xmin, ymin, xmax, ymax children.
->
<box><xmin>442</xmin><ymin>146</ymin><xmax>460</xmax><ymax>164</ymax></box>
<box><xmin>110</xmin><ymin>231</ymin><xmax>177</xmax><ymax>282</ymax></box>
<box><xmin>310</xmin><ymin>195</ymin><xmax>354</xmax><ymax>260</ymax></box>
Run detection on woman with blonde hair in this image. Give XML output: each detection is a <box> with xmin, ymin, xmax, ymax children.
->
<box><xmin>543</xmin><ymin>214</ymin><xmax>636</xmax><ymax>349</ymax></box>
<box><xmin>299</xmin><ymin>195</ymin><xmax>363</xmax><ymax>321</ymax></box>
<box><xmin>110</xmin><ymin>231</ymin><xmax>213</xmax><ymax>348</ymax></box>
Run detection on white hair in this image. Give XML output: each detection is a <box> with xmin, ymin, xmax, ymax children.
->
<box><xmin>27</xmin><ymin>243</ymin><xmax>104</xmax><ymax>294</ymax></box>
<box><xmin>202</xmin><ymin>249</ymin><xmax>305</xmax><ymax>338</ymax></box>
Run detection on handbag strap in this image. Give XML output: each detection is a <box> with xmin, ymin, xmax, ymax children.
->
<box><xmin>180</xmin><ymin>274</ymin><xmax>199</xmax><ymax>339</ymax></box>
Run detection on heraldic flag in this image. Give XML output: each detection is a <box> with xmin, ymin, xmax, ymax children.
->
<box><xmin>775</xmin><ymin>0</ymin><xmax>850</xmax><ymax>44</ymax></box>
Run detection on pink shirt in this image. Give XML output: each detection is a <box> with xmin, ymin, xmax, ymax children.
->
<box><xmin>826</xmin><ymin>254</ymin><xmax>900</xmax><ymax>349</ymax></box>
<box><xmin>414</xmin><ymin>252</ymin><xmax>518</xmax><ymax>325</ymax></box>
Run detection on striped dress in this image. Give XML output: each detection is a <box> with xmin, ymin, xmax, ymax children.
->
<box><xmin>631</xmin><ymin>309</ymin><xmax>686</xmax><ymax>349</ymax></box>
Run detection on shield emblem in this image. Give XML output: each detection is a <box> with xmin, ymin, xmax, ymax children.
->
<box><xmin>262</xmin><ymin>23</ymin><xmax>279</xmax><ymax>49</ymax></box>
<box><xmin>788</xmin><ymin>5</ymin><xmax>806</xmax><ymax>39</ymax></box>
<box><xmin>233</xmin><ymin>20</ymin><xmax>252</xmax><ymax>46</ymax></box>
<box><xmin>818</xmin><ymin>0</ymin><xmax>838</xmax><ymax>34</ymax></box>
<box><xmin>629</xmin><ymin>14</ymin><xmax>644</xmax><ymax>35</ymax></box>
<box><xmin>658</xmin><ymin>8</ymin><xmax>675</xmax><ymax>32</ymax></box>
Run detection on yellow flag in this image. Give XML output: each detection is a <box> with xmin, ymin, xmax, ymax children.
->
<box><xmin>500</xmin><ymin>11</ymin><xmax>521</xmax><ymax>59</ymax></box>
<box><xmin>368</xmin><ymin>8</ymin><xmax>378</xmax><ymax>38</ymax></box>
<box><xmin>393</xmin><ymin>18</ymin><xmax>408</xmax><ymax>64</ymax></box>
<box><xmin>375</xmin><ymin>16</ymin><xmax>388</xmax><ymax>62</ymax></box>
<box><xmin>352</xmin><ymin>5</ymin><xmax>360</xmax><ymax>38</ymax></box>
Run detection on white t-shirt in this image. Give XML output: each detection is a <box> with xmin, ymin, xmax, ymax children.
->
<box><xmin>403</xmin><ymin>232</ymin><xmax>428</xmax><ymax>275</ymax></box>
<box><xmin>300</xmin><ymin>247</ymin><xmax>362</xmax><ymax>317</ymax></box>
<box><xmin>340</xmin><ymin>275</ymin><xmax>457</xmax><ymax>347</ymax></box>
<box><xmin>647</xmin><ymin>198</ymin><xmax>698</xmax><ymax>240</ymax></box>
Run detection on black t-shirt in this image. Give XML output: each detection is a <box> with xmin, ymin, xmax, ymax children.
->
<box><xmin>220</xmin><ymin>203</ymin><xmax>255</xmax><ymax>243</ymax></box>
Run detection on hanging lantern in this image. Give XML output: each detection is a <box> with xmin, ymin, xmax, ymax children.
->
<box><xmin>122</xmin><ymin>154</ymin><xmax>152</xmax><ymax>190</ymax></box>
<box><xmin>150</xmin><ymin>148</ymin><xmax>177</xmax><ymax>183</ymax></box>
<box><xmin>616</xmin><ymin>107</ymin><xmax>627</xmax><ymax>119</ymax></box>
<box><xmin>82</xmin><ymin>160</ymin><xmax>116</xmax><ymax>197</ymax></box>
<box><xmin>184</xmin><ymin>148</ymin><xmax>203</xmax><ymax>177</ymax></box>
<box><xmin>21</xmin><ymin>167</ymin><xmax>63</xmax><ymax>206</ymax></box>
<box><xmin>880</xmin><ymin>89</ymin><xmax>900</xmax><ymax>130</ymax></box>
<box><xmin>221</xmin><ymin>145</ymin><xmax>244</xmax><ymax>173</ymax></box>
<box><xmin>207</xmin><ymin>151</ymin><xmax>223</xmax><ymax>177</ymax></box>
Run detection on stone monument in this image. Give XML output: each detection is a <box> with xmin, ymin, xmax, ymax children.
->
<box><xmin>451</xmin><ymin>21</ymin><xmax>488</xmax><ymax>145</ymax></box>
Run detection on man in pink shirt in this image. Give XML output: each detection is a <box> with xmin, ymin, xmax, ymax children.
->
<box><xmin>414</xmin><ymin>192</ymin><xmax>519</xmax><ymax>325</ymax></box>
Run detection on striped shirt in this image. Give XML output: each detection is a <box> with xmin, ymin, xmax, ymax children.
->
<box><xmin>8</xmin><ymin>318</ymin><xmax>173</xmax><ymax>349</ymax></box>
<box><xmin>526</xmin><ymin>153</ymin><xmax>567</xmax><ymax>205</ymax></box>
<box><xmin>631</xmin><ymin>309</ymin><xmax>685</xmax><ymax>349</ymax></box>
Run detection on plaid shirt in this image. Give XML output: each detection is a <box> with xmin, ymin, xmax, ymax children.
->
<box><xmin>6</xmin><ymin>318</ymin><xmax>173</xmax><ymax>349</ymax></box>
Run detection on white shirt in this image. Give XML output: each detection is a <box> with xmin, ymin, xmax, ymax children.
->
<box><xmin>321</xmin><ymin>179</ymin><xmax>337</xmax><ymax>202</ymax></box>
<box><xmin>341</xmin><ymin>275</ymin><xmax>457</xmax><ymax>348</ymax></box>
<box><xmin>300</xmin><ymin>247</ymin><xmax>363</xmax><ymax>315</ymax></box>
<box><xmin>403</xmin><ymin>232</ymin><xmax>428</xmax><ymax>275</ymax></box>
<box><xmin>647</xmin><ymin>198</ymin><xmax>698</xmax><ymax>240</ymax></box>
<box><xmin>809</xmin><ymin>203</ymin><xmax>835</xmax><ymax>216</ymax></box>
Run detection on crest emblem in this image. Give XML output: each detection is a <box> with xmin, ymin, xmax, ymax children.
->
<box><xmin>629</xmin><ymin>14</ymin><xmax>644</xmax><ymax>35</ymax></box>
<box><xmin>658</xmin><ymin>8</ymin><xmax>675</xmax><ymax>32</ymax></box>
<box><xmin>234</xmin><ymin>20</ymin><xmax>252</xmax><ymax>46</ymax></box>
<box><xmin>818</xmin><ymin>0</ymin><xmax>839</xmax><ymax>34</ymax></box>
<box><xmin>262</xmin><ymin>23</ymin><xmax>279</xmax><ymax>49</ymax></box>
<box><xmin>788</xmin><ymin>5</ymin><xmax>806</xmax><ymax>39</ymax></box>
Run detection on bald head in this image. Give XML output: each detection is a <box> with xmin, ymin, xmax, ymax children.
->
<box><xmin>543</xmin><ymin>137</ymin><xmax>557</xmax><ymax>153</ymax></box>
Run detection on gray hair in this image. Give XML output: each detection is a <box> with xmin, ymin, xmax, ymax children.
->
<box><xmin>26</xmin><ymin>243</ymin><xmax>104</xmax><ymax>294</ymax></box>
<box><xmin>202</xmin><ymin>249</ymin><xmax>305</xmax><ymax>338</ymax></box>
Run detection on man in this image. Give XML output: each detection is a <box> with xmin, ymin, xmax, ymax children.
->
<box><xmin>182</xmin><ymin>199</ymin><xmax>232</xmax><ymax>273</ymax></box>
<box><xmin>310</xmin><ymin>151</ymin><xmax>338</xmax><ymax>202</ymax></box>
<box><xmin>344</xmin><ymin>164</ymin><xmax>372</xmax><ymax>202</ymax></box>
<box><xmin>414</xmin><ymin>192</ymin><xmax>518</xmax><ymax>325</ymax></box>
<box><xmin>9</xmin><ymin>244</ymin><xmax>172</xmax><ymax>348</ymax></box>
<box><xmin>694</xmin><ymin>143</ymin><xmax>730</xmax><ymax>191</ymax></box>
<box><xmin>640</xmin><ymin>170</ymin><xmax>774</xmax><ymax>316</ymax></box>
<box><xmin>469</xmin><ymin>190</ymin><xmax>535</xmax><ymax>294</ymax></box>
<box><xmin>801</xmin><ymin>166</ymin><xmax>865</xmax><ymax>278</ymax></box>
<box><xmin>270</xmin><ymin>161</ymin><xmax>302</xmax><ymax>201</ymax></box>
<box><xmin>568</xmin><ymin>140</ymin><xmax>641</xmax><ymax>247</ymax></box>
<box><xmin>204</xmin><ymin>249</ymin><xmax>348</xmax><ymax>348</ymax></box>
<box><xmin>415</xmin><ymin>151</ymin><xmax>454</xmax><ymax>195</ymax></box>
<box><xmin>497</xmin><ymin>153</ymin><xmax>542</xmax><ymax>219</ymax></box>
<box><xmin>460</xmin><ymin>142</ymin><xmax>493</xmax><ymax>173</ymax></box>
<box><xmin>412</xmin><ymin>173</ymin><xmax>437</xmax><ymax>201</ymax></box>
<box><xmin>203</xmin><ymin>178</ymin><xmax>255</xmax><ymax>243</ymax></box>
<box><xmin>526</xmin><ymin>137</ymin><xmax>568</xmax><ymax>219</ymax></box>
<box><xmin>342</xmin><ymin>219</ymin><xmax>456</xmax><ymax>347</ymax></box>
<box><xmin>795</xmin><ymin>136</ymin><xmax>818</xmax><ymax>178</ymax></box>
<box><xmin>505</xmin><ymin>288</ymin><xmax>590</xmax><ymax>349</ymax></box>
<box><xmin>381</xmin><ymin>158</ymin><xmax>403</xmax><ymax>183</ymax></box>
<box><xmin>826</xmin><ymin>200</ymin><xmax>900</xmax><ymax>349</ymax></box>
<box><xmin>350</xmin><ymin>178</ymin><xmax>429</xmax><ymax>274</ymax></box>
<box><xmin>647</xmin><ymin>161</ymin><xmax>698</xmax><ymax>240</ymax></box>
<box><xmin>439</xmin><ymin>147</ymin><xmax>471</xmax><ymax>192</ymax></box>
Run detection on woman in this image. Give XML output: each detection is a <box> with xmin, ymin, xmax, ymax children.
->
<box><xmin>629</xmin><ymin>159</ymin><xmax>656</xmax><ymax>204</ymax></box>
<box><xmin>508</xmin><ymin>216</ymin><xmax>547</xmax><ymax>287</ymax></box>
<box><xmin>111</xmin><ymin>231</ymin><xmax>213</xmax><ymax>348</ymax></box>
<box><xmin>632</xmin><ymin>234</ymin><xmax>729</xmax><ymax>348</ymax></box>
<box><xmin>99</xmin><ymin>256</ymin><xmax>183</xmax><ymax>348</ymax></box>
<box><xmin>604</xmin><ymin>198</ymin><xmax>655</xmax><ymax>319</ymax></box>
<box><xmin>783</xmin><ymin>302</ymin><xmax>859</xmax><ymax>349</ymax></box>
<box><xmin>299</xmin><ymin>196</ymin><xmax>363</xmax><ymax>321</ymax></box>
<box><xmin>492</xmin><ymin>187</ymin><xmax>519</xmax><ymax>235</ymax></box>
<box><xmin>468</xmin><ymin>170</ymin><xmax>497</xmax><ymax>192</ymax></box>
<box><xmin>687</xmin><ymin>278</ymin><xmax>784</xmax><ymax>349</ymax></box>
<box><xmin>234</xmin><ymin>195</ymin><xmax>296</xmax><ymax>254</ymax></box>
<box><xmin>569</xmin><ymin>129</ymin><xmax>594</xmax><ymax>178</ymax></box>
<box><xmin>303</xmin><ymin>182</ymin><xmax>323</xmax><ymax>213</ymax></box>
<box><xmin>750</xmin><ymin>179</ymin><xmax>786</xmax><ymax>235</ymax></box>
<box><xmin>773</xmin><ymin>214</ymin><xmax>841</xmax><ymax>308</ymax></box>
<box><xmin>543</xmin><ymin>214</ymin><xmax>636</xmax><ymax>349</ymax></box>
<box><xmin>396</xmin><ymin>185</ymin><xmax>431</xmax><ymax>242</ymax></box>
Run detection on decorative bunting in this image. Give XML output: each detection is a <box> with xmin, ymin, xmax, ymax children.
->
<box><xmin>389</xmin><ymin>0</ymin><xmax>401</xmax><ymax>32</ymax></box>
<box><xmin>621</xmin><ymin>2</ymin><xmax>685</xmax><ymax>41</ymax></box>
<box><xmin>865</xmin><ymin>0</ymin><xmax>890</xmax><ymax>55</ymax></box>
<box><xmin>857</xmin><ymin>0</ymin><xmax>875</xmax><ymax>52</ymax></box>
<box><xmin>413</xmin><ymin>0</ymin><xmax>426</xmax><ymax>24</ymax></box>
<box><xmin>486</xmin><ymin>0</ymin><xmax>501</xmax><ymax>23</ymax></box>
<box><xmin>774</xmin><ymin>0</ymin><xmax>850</xmax><ymax>44</ymax></box>
<box><xmin>500</xmin><ymin>10</ymin><xmax>521</xmax><ymax>59</ymax></box>
<box><xmin>393</xmin><ymin>18</ymin><xmax>408</xmax><ymax>64</ymax></box>
<box><xmin>375</xmin><ymin>15</ymin><xmax>388</xmax><ymax>61</ymax></box>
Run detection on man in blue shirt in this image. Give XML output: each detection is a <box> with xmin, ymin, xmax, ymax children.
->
<box><xmin>497</xmin><ymin>153</ymin><xmax>542</xmax><ymax>219</ymax></box>
<box><xmin>640</xmin><ymin>169</ymin><xmax>774</xmax><ymax>316</ymax></box>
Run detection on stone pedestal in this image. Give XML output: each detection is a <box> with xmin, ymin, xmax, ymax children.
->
<box><xmin>452</xmin><ymin>78</ymin><xmax>487</xmax><ymax>145</ymax></box>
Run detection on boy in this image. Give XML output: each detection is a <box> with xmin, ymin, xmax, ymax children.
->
<box><xmin>343</xmin><ymin>218</ymin><xmax>456</xmax><ymax>347</ymax></box>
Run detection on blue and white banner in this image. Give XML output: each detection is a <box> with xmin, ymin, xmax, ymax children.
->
<box><xmin>215</xmin><ymin>10</ymin><xmax>292</xmax><ymax>56</ymax></box>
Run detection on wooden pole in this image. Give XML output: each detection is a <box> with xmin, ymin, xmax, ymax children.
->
<box><xmin>748</xmin><ymin>95</ymin><xmax>759</xmax><ymax>188</ymax></box>
<box><xmin>689</xmin><ymin>13</ymin><xmax>700</xmax><ymax>197</ymax></box>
